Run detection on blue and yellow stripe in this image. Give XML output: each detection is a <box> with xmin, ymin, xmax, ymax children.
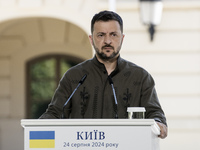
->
<box><xmin>29</xmin><ymin>131</ymin><xmax>55</xmax><ymax>148</ymax></box>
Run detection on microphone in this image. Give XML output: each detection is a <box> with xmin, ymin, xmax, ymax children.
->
<box><xmin>62</xmin><ymin>74</ymin><xmax>87</xmax><ymax>118</ymax></box>
<box><xmin>108</xmin><ymin>76</ymin><xmax>118</xmax><ymax>119</ymax></box>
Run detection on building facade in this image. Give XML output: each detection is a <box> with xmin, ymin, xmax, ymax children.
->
<box><xmin>0</xmin><ymin>0</ymin><xmax>200</xmax><ymax>150</ymax></box>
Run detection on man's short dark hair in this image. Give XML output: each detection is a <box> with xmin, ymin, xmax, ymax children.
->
<box><xmin>91</xmin><ymin>10</ymin><xmax>123</xmax><ymax>34</ymax></box>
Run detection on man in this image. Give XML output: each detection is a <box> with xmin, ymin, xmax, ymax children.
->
<box><xmin>40</xmin><ymin>10</ymin><xmax>167</xmax><ymax>139</ymax></box>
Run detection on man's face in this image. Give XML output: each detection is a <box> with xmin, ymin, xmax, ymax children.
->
<box><xmin>89</xmin><ymin>20</ymin><xmax>124</xmax><ymax>61</ymax></box>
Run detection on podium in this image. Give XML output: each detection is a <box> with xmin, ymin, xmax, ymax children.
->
<box><xmin>21</xmin><ymin>119</ymin><xmax>160</xmax><ymax>150</ymax></box>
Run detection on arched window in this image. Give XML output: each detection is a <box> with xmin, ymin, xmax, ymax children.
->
<box><xmin>26</xmin><ymin>55</ymin><xmax>83</xmax><ymax>119</ymax></box>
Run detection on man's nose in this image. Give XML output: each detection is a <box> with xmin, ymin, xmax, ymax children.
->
<box><xmin>104</xmin><ymin>35</ymin><xmax>112</xmax><ymax>44</ymax></box>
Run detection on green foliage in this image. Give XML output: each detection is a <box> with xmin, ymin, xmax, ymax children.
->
<box><xmin>31</xmin><ymin>58</ymin><xmax>55</xmax><ymax>79</ymax></box>
<box><xmin>30</xmin><ymin>59</ymin><xmax>56</xmax><ymax>101</ymax></box>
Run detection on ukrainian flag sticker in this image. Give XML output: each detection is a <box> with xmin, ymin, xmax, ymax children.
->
<box><xmin>29</xmin><ymin>131</ymin><xmax>55</xmax><ymax>148</ymax></box>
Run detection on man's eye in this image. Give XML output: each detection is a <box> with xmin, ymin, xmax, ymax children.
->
<box><xmin>112</xmin><ymin>33</ymin><xmax>117</xmax><ymax>37</ymax></box>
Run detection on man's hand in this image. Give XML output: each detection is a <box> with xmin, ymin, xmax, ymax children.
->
<box><xmin>156</xmin><ymin>122</ymin><xmax>168</xmax><ymax>139</ymax></box>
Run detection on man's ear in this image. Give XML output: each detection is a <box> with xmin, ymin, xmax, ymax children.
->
<box><xmin>121</xmin><ymin>34</ymin><xmax>125</xmax><ymax>43</ymax></box>
<box><xmin>89</xmin><ymin>35</ymin><xmax>93</xmax><ymax>45</ymax></box>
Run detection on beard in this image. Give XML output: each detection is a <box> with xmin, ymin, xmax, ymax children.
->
<box><xmin>93</xmin><ymin>44</ymin><xmax>121</xmax><ymax>61</ymax></box>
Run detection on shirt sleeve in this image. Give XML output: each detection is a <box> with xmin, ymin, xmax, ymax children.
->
<box><xmin>140</xmin><ymin>72</ymin><xmax>167</xmax><ymax>126</ymax></box>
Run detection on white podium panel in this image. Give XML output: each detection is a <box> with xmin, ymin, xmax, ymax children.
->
<box><xmin>21</xmin><ymin>119</ymin><xmax>160</xmax><ymax>150</ymax></box>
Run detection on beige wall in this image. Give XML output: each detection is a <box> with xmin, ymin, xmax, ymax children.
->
<box><xmin>0</xmin><ymin>0</ymin><xmax>200</xmax><ymax>150</ymax></box>
<box><xmin>115</xmin><ymin>1</ymin><xmax>200</xmax><ymax>150</ymax></box>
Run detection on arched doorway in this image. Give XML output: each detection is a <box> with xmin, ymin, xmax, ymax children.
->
<box><xmin>0</xmin><ymin>6</ymin><xmax>94</xmax><ymax>150</ymax></box>
<box><xmin>0</xmin><ymin>17</ymin><xmax>93</xmax><ymax>118</ymax></box>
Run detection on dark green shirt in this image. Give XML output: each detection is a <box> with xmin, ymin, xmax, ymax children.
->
<box><xmin>40</xmin><ymin>56</ymin><xmax>167</xmax><ymax>126</ymax></box>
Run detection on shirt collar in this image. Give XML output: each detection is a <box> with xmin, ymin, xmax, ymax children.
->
<box><xmin>92</xmin><ymin>55</ymin><xmax>123</xmax><ymax>76</ymax></box>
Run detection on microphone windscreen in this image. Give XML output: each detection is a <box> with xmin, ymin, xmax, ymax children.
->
<box><xmin>108</xmin><ymin>76</ymin><xmax>113</xmax><ymax>84</ymax></box>
<box><xmin>79</xmin><ymin>74</ymin><xmax>87</xmax><ymax>84</ymax></box>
